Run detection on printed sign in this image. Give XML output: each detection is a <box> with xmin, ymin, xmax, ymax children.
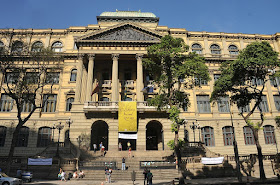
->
<box><xmin>118</xmin><ymin>101</ymin><xmax>137</xmax><ymax>132</ymax></box>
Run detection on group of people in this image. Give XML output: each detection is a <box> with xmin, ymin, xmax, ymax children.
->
<box><xmin>58</xmin><ymin>168</ymin><xmax>85</xmax><ymax>181</ymax></box>
<box><xmin>93</xmin><ymin>142</ymin><xmax>106</xmax><ymax>156</ymax></box>
<box><xmin>143</xmin><ymin>167</ymin><xmax>153</xmax><ymax>185</ymax></box>
<box><xmin>104</xmin><ymin>167</ymin><xmax>113</xmax><ymax>183</ymax></box>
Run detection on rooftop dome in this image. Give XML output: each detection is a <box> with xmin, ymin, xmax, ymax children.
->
<box><xmin>100</xmin><ymin>10</ymin><xmax>157</xmax><ymax>18</ymax></box>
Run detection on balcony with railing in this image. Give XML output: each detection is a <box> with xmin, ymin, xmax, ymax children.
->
<box><xmin>83</xmin><ymin>101</ymin><xmax>158</xmax><ymax>112</ymax></box>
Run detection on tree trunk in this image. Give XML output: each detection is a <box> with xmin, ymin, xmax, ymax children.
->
<box><xmin>256</xmin><ymin>139</ymin><xmax>266</xmax><ymax>181</ymax></box>
<box><xmin>6</xmin><ymin>124</ymin><xmax>21</xmax><ymax>175</ymax></box>
<box><xmin>233</xmin><ymin>139</ymin><xmax>242</xmax><ymax>182</ymax></box>
<box><xmin>174</xmin><ymin>130</ymin><xmax>184</xmax><ymax>185</ymax></box>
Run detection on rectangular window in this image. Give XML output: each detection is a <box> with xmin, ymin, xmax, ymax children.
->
<box><xmin>270</xmin><ymin>76</ymin><xmax>280</xmax><ymax>87</ymax></box>
<box><xmin>243</xmin><ymin>127</ymin><xmax>255</xmax><ymax>145</ymax></box>
<box><xmin>263</xmin><ymin>126</ymin><xmax>276</xmax><ymax>144</ymax></box>
<box><xmin>197</xmin><ymin>95</ymin><xmax>211</xmax><ymax>113</ymax></box>
<box><xmin>251</xmin><ymin>78</ymin><xmax>264</xmax><ymax>86</ymax></box>
<box><xmin>25</xmin><ymin>72</ymin><xmax>39</xmax><ymax>84</ymax></box>
<box><xmin>238</xmin><ymin>104</ymin><xmax>250</xmax><ymax>113</ymax></box>
<box><xmin>274</xmin><ymin>95</ymin><xmax>280</xmax><ymax>111</ymax></box>
<box><xmin>223</xmin><ymin>127</ymin><xmax>233</xmax><ymax>146</ymax></box>
<box><xmin>42</xmin><ymin>94</ymin><xmax>57</xmax><ymax>112</ymax></box>
<box><xmin>0</xmin><ymin>94</ymin><xmax>13</xmax><ymax>112</ymax></box>
<box><xmin>4</xmin><ymin>72</ymin><xmax>19</xmax><ymax>84</ymax></box>
<box><xmin>218</xmin><ymin>97</ymin><xmax>230</xmax><ymax>113</ymax></box>
<box><xmin>194</xmin><ymin>77</ymin><xmax>208</xmax><ymax>86</ymax></box>
<box><xmin>258</xmin><ymin>95</ymin><xmax>269</xmax><ymax>112</ymax></box>
<box><xmin>22</xmin><ymin>94</ymin><xmax>34</xmax><ymax>112</ymax></box>
<box><xmin>46</xmin><ymin>72</ymin><xmax>60</xmax><ymax>84</ymax></box>
<box><xmin>214</xmin><ymin>74</ymin><xmax>221</xmax><ymax>82</ymax></box>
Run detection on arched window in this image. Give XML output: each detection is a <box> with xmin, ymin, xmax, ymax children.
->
<box><xmin>70</xmin><ymin>69</ymin><xmax>77</xmax><ymax>82</ymax></box>
<box><xmin>0</xmin><ymin>41</ymin><xmax>4</xmax><ymax>52</ymax></box>
<box><xmin>201</xmin><ymin>126</ymin><xmax>215</xmax><ymax>146</ymax></box>
<box><xmin>263</xmin><ymin>125</ymin><xmax>276</xmax><ymax>144</ymax></box>
<box><xmin>37</xmin><ymin>127</ymin><xmax>52</xmax><ymax>147</ymax></box>
<box><xmin>192</xmin><ymin>43</ymin><xmax>202</xmax><ymax>54</ymax></box>
<box><xmin>243</xmin><ymin>126</ymin><xmax>255</xmax><ymax>145</ymax></box>
<box><xmin>66</xmin><ymin>97</ymin><xmax>74</xmax><ymax>111</ymax></box>
<box><xmin>222</xmin><ymin>126</ymin><xmax>233</xmax><ymax>146</ymax></box>
<box><xmin>16</xmin><ymin>126</ymin><xmax>29</xmax><ymax>147</ymax></box>
<box><xmin>11</xmin><ymin>41</ymin><xmax>23</xmax><ymax>53</ymax></box>
<box><xmin>31</xmin><ymin>41</ymin><xmax>43</xmax><ymax>52</ymax></box>
<box><xmin>51</xmin><ymin>41</ymin><xmax>63</xmax><ymax>52</ymax></box>
<box><xmin>0</xmin><ymin>126</ymin><xmax>7</xmax><ymax>147</ymax></box>
<box><xmin>210</xmin><ymin>44</ymin><xmax>221</xmax><ymax>54</ymax></box>
<box><xmin>228</xmin><ymin>45</ymin><xmax>239</xmax><ymax>55</ymax></box>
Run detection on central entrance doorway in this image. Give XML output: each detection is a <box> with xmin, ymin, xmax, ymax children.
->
<box><xmin>118</xmin><ymin>133</ymin><xmax>137</xmax><ymax>150</ymax></box>
<box><xmin>146</xmin><ymin>121</ymin><xmax>163</xmax><ymax>150</ymax></box>
<box><xmin>91</xmin><ymin>120</ymin><xmax>108</xmax><ymax>150</ymax></box>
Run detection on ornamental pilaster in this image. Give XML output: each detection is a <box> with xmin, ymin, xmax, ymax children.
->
<box><xmin>136</xmin><ymin>54</ymin><xmax>144</xmax><ymax>102</ymax></box>
<box><xmin>74</xmin><ymin>54</ymin><xmax>84</xmax><ymax>103</ymax></box>
<box><xmin>111</xmin><ymin>54</ymin><xmax>119</xmax><ymax>102</ymax></box>
<box><xmin>86</xmin><ymin>54</ymin><xmax>95</xmax><ymax>102</ymax></box>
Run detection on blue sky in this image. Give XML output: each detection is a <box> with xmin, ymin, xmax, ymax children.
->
<box><xmin>0</xmin><ymin>0</ymin><xmax>279</xmax><ymax>35</ymax></box>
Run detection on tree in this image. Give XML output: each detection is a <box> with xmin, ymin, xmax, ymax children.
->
<box><xmin>144</xmin><ymin>35</ymin><xmax>210</xmax><ymax>184</ymax></box>
<box><xmin>211</xmin><ymin>41</ymin><xmax>279</xmax><ymax>181</ymax></box>
<box><xmin>0</xmin><ymin>36</ymin><xmax>62</xmax><ymax>174</ymax></box>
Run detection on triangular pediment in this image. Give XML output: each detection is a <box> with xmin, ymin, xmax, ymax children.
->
<box><xmin>76</xmin><ymin>23</ymin><xmax>162</xmax><ymax>43</ymax></box>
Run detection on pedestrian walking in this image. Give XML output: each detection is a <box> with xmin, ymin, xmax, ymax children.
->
<box><xmin>60</xmin><ymin>170</ymin><xmax>67</xmax><ymax>182</ymax></box>
<box><xmin>147</xmin><ymin>170</ymin><xmax>153</xmax><ymax>185</ymax></box>
<box><xmin>99</xmin><ymin>142</ymin><xmax>103</xmax><ymax>151</ymax></box>
<box><xmin>93</xmin><ymin>143</ymin><xmax>97</xmax><ymax>153</ymax></box>
<box><xmin>143</xmin><ymin>167</ymin><xmax>148</xmax><ymax>185</ymax></box>
<box><xmin>128</xmin><ymin>147</ymin><xmax>132</xmax><ymax>158</ymax></box>
<box><xmin>122</xmin><ymin>157</ymin><xmax>126</xmax><ymax>170</ymax></box>
<box><xmin>118</xmin><ymin>142</ymin><xmax>122</xmax><ymax>151</ymax></box>
<box><xmin>101</xmin><ymin>145</ymin><xmax>105</xmax><ymax>156</ymax></box>
<box><xmin>105</xmin><ymin>167</ymin><xmax>109</xmax><ymax>182</ymax></box>
<box><xmin>108</xmin><ymin>168</ymin><xmax>113</xmax><ymax>183</ymax></box>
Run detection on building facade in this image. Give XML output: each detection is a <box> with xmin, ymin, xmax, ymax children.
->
<box><xmin>0</xmin><ymin>10</ymin><xmax>280</xmax><ymax>157</ymax></box>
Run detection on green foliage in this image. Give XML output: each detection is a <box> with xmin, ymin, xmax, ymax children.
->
<box><xmin>167</xmin><ymin>139</ymin><xmax>185</xmax><ymax>150</ymax></box>
<box><xmin>275</xmin><ymin>116</ymin><xmax>280</xmax><ymax>128</ymax></box>
<box><xmin>144</xmin><ymin>35</ymin><xmax>209</xmax><ymax>111</ymax></box>
<box><xmin>246</xmin><ymin>120</ymin><xmax>262</xmax><ymax>130</ymax></box>
<box><xmin>211</xmin><ymin>41</ymin><xmax>279</xmax><ymax>112</ymax></box>
<box><xmin>169</xmin><ymin>106</ymin><xmax>184</xmax><ymax>132</ymax></box>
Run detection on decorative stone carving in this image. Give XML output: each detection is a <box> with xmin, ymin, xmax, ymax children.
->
<box><xmin>95</xmin><ymin>28</ymin><xmax>159</xmax><ymax>41</ymax></box>
<box><xmin>136</xmin><ymin>53</ymin><xmax>143</xmax><ymax>60</ymax></box>
<box><xmin>111</xmin><ymin>53</ymin><xmax>119</xmax><ymax>60</ymax></box>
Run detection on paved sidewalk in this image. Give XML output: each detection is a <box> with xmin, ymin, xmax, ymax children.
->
<box><xmin>25</xmin><ymin>177</ymin><xmax>280</xmax><ymax>185</ymax></box>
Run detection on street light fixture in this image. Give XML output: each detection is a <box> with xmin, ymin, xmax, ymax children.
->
<box><xmin>55</xmin><ymin>122</ymin><xmax>64</xmax><ymax>157</ymax></box>
<box><xmin>190</xmin><ymin>120</ymin><xmax>199</xmax><ymax>142</ymax></box>
<box><xmin>66</xmin><ymin>117</ymin><xmax>73</xmax><ymax>140</ymax></box>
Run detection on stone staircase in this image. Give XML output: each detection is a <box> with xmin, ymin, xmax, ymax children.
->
<box><xmin>78</xmin><ymin>150</ymin><xmax>179</xmax><ymax>181</ymax></box>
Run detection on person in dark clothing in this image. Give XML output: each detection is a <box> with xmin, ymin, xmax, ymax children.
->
<box><xmin>122</xmin><ymin>157</ymin><xmax>126</xmax><ymax>170</ymax></box>
<box><xmin>146</xmin><ymin>170</ymin><xmax>153</xmax><ymax>185</ymax></box>
<box><xmin>143</xmin><ymin>167</ymin><xmax>148</xmax><ymax>185</ymax></box>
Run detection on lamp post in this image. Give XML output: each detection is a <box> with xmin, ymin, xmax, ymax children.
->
<box><xmin>66</xmin><ymin>117</ymin><xmax>73</xmax><ymax>140</ymax></box>
<box><xmin>55</xmin><ymin>122</ymin><xmax>64</xmax><ymax>157</ymax></box>
<box><xmin>190</xmin><ymin>120</ymin><xmax>199</xmax><ymax>142</ymax></box>
<box><xmin>197</xmin><ymin>122</ymin><xmax>201</xmax><ymax>143</ymax></box>
<box><xmin>183</xmin><ymin>120</ymin><xmax>188</xmax><ymax>142</ymax></box>
<box><xmin>52</xmin><ymin>123</ymin><xmax>55</xmax><ymax>142</ymax></box>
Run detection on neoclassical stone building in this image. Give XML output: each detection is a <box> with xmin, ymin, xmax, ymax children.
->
<box><xmin>0</xmin><ymin>10</ymin><xmax>280</xmax><ymax>158</ymax></box>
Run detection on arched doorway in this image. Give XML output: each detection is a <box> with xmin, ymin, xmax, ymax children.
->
<box><xmin>146</xmin><ymin>121</ymin><xmax>163</xmax><ymax>150</ymax></box>
<box><xmin>91</xmin><ymin>120</ymin><xmax>108</xmax><ymax>150</ymax></box>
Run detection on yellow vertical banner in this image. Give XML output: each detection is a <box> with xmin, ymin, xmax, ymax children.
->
<box><xmin>118</xmin><ymin>101</ymin><xmax>137</xmax><ymax>132</ymax></box>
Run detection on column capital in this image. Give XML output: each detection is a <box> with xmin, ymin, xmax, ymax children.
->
<box><xmin>111</xmin><ymin>53</ymin><xmax>119</xmax><ymax>61</ymax></box>
<box><xmin>88</xmin><ymin>54</ymin><xmax>95</xmax><ymax>60</ymax></box>
<box><xmin>77</xmin><ymin>54</ymin><xmax>84</xmax><ymax>60</ymax></box>
<box><xmin>136</xmin><ymin>53</ymin><xmax>144</xmax><ymax>60</ymax></box>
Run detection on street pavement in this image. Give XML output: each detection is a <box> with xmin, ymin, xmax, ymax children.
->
<box><xmin>24</xmin><ymin>177</ymin><xmax>280</xmax><ymax>185</ymax></box>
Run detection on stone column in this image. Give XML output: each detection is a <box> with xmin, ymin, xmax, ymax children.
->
<box><xmin>86</xmin><ymin>54</ymin><xmax>95</xmax><ymax>102</ymax></box>
<box><xmin>265</xmin><ymin>76</ymin><xmax>278</xmax><ymax>115</ymax></box>
<box><xmin>74</xmin><ymin>55</ymin><xmax>84</xmax><ymax>103</ymax></box>
<box><xmin>136</xmin><ymin>54</ymin><xmax>144</xmax><ymax>102</ymax></box>
<box><xmin>111</xmin><ymin>54</ymin><xmax>119</xmax><ymax>102</ymax></box>
<box><xmin>222</xmin><ymin>38</ymin><xmax>228</xmax><ymax>56</ymax></box>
